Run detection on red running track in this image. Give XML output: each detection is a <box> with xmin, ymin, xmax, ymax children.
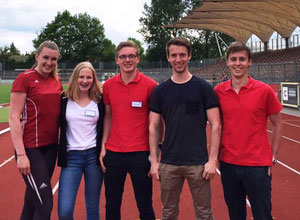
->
<box><xmin>0</xmin><ymin>112</ymin><xmax>300</xmax><ymax>219</ymax></box>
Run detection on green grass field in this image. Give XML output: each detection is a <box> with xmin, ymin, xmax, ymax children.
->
<box><xmin>0</xmin><ymin>107</ymin><xmax>9</xmax><ymax>123</ymax></box>
<box><xmin>0</xmin><ymin>85</ymin><xmax>12</xmax><ymax>104</ymax></box>
<box><xmin>0</xmin><ymin>85</ymin><xmax>12</xmax><ymax>123</ymax></box>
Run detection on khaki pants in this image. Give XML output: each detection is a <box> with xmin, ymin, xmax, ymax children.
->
<box><xmin>159</xmin><ymin>163</ymin><xmax>213</xmax><ymax>220</ymax></box>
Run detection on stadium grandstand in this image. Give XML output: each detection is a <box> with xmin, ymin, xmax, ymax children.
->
<box><xmin>166</xmin><ymin>0</ymin><xmax>300</xmax><ymax>77</ymax></box>
<box><xmin>167</xmin><ymin>0</ymin><xmax>300</xmax><ymax>49</ymax></box>
<box><xmin>192</xmin><ymin>46</ymin><xmax>300</xmax><ymax>83</ymax></box>
<box><xmin>165</xmin><ymin>0</ymin><xmax>300</xmax><ymax>109</ymax></box>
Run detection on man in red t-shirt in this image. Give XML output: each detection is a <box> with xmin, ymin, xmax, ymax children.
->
<box><xmin>215</xmin><ymin>42</ymin><xmax>282</xmax><ymax>220</ymax></box>
<box><xmin>100</xmin><ymin>41</ymin><xmax>157</xmax><ymax>220</ymax></box>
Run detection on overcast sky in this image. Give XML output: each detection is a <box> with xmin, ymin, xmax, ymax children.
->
<box><xmin>0</xmin><ymin>0</ymin><xmax>151</xmax><ymax>54</ymax></box>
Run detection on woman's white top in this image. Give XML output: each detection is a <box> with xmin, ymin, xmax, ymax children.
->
<box><xmin>66</xmin><ymin>99</ymin><xmax>99</xmax><ymax>151</ymax></box>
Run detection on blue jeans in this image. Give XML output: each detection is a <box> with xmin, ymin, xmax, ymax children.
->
<box><xmin>220</xmin><ymin>161</ymin><xmax>272</xmax><ymax>220</ymax></box>
<box><xmin>58</xmin><ymin>147</ymin><xmax>103</xmax><ymax>220</ymax></box>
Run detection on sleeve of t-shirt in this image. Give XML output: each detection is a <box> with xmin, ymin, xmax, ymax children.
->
<box><xmin>102</xmin><ymin>82</ymin><xmax>110</xmax><ymax>105</ymax></box>
<box><xmin>265</xmin><ymin>86</ymin><xmax>283</xmax><ymax>115</ymax></box>
<box><xmin>11</xmin><ymin>73</ymin><xmax>28</xmax><ymax>93</ymax></box>
<box><xmin>149</xmin><ymin>86</ymin><xmax>161</xmax><ymax>114</ymax></box>
<box><xmin>204</xmin><ymin>82</ymin><xmax>219</xmax><ymax>110</ymax></box>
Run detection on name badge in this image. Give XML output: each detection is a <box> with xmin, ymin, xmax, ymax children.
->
<box><xmin>132</xmin><ymin>101</ymin><xmax>142</xmax><ymax>108</ymax></box>
<box><xmin>85</xmin><ymin>110</ymin><xmax>96</xmax><ymax>117</ymax></box>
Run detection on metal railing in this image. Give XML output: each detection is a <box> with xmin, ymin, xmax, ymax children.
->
<box><xmin>1</xmin><ymin>61</ymin><xmax>299</xmax><ymax>85</ymax></box>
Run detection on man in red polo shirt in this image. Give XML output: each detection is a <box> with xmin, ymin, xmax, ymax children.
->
<box><xmin>214</xmin><ymin>42</ymin><xmax>282</xmax><ymax>220</ymax></box>
<box><xmin>100</xmin><ymin>40</ymin><xmax>157</xmax><ymax>220</ymax></box>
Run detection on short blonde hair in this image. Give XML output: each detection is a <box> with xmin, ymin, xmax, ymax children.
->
<box><xmin>115</xmin><ymin>40</ymin><xmax>140</xmax><ymax>57</ymax></box>
<box><xmin>66</xmin><ymin>62</ymin><xmax>102</xmax><ymax>102</ymax></box>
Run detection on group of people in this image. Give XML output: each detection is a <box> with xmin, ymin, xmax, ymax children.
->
<box><xmin>9</xmin><ymin>37</ymin><xmax>282</xmax><ymax>220</ymax></box>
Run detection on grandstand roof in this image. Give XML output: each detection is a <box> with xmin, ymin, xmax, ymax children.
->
<box><xmin>166</xmin><ymin>0</ymin><xmax>300</xmax><ymax>43</ymax></box>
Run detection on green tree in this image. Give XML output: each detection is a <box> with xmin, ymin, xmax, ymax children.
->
<box><xmin>127</xmin><ymin>37</ymin><xmax>145</xmax><ymax>61</ymax></box>
<box><xmin>0</xmin><ymin>46</ymin><xmax>10</xmax><ymax>70</ymax></box>
<box><xmin>33</xmin><ymin>10</ymin><xmax>107</xmax><ymax>62</ymax></box>
<box><xmin>0</xmin><ymin>46</ymin><xmax>9</xmax><ymax>60</ymax></box>
<box><xmin>9</xmin><ymin>43</ymin><xmax>21</xmax><ymax>55</ymax></box>
<box><xmin>0</xmin><ymin>44</ymin><xmax>34</xmax><ymax>70</ymax></box>
<box><xmin>101</xmin><ymin>39</ymin><xmax>116</xmax><ymax>62</ymax></box>
<box><xmin>139</xmin><ymin>0</ymin><xmax>234</xmax><ymax>61</ymax></box>
<box><xmin>0</xmin><ymin>43</ymin><xmax>21</xmax><ymax>58</ymax></box>
<box><xmin>139</xmin><ymin>0</ymin><xmax>203</xmax><ymax>61</ymax></box>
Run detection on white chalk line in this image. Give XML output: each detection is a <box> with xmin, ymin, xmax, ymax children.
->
<box><xmin>0</xmin><ymin>127</ymin><xmax>59</xmax><ymax>195</ymax></box>
<box><xmin>283</xmin><ymin>121</ymin><xmax>300</xmax><ymax>129</ymax></box>
<box><xmin>0</xmin><ymin>154</ymin><xmax>59</xmax><ymax>195</ymax></box>
<box><xmin>267</xmin><ymin>129</ymin><xmax>300</xmax><ymax>145</ymax></box>
<box><xmin>52</xmin><ymin>181</ymin><xmax>59</xmax><ymax>195</ymax></box>
<box><xmin>0</xmin><ymin>127</ymin><xmax>10</xmax><ymax>135</ymax></box>
<box><xmin>0</xmin><ymin>155</ymin><xmax>15</xmax><ymax>167</ymax></box>
<box><xmin>277</xmin><ymin>160</ymin><xmax>300</xmax><ymax>176</ymax></box>
<box><xmin>1</xmin><ymin>127</ymin><xmax>299</xmax><ymax>198</ymax></box>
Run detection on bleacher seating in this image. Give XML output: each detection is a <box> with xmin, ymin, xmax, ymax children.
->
<box><xmin>193</xmin><ymin>46</ymin><xmax>300</xmax><ymax>82</ymax></box>
<box><xmin>252</xmin><ymin>46</ymin><xmax>300</xmax><ymax>64</ymax></box>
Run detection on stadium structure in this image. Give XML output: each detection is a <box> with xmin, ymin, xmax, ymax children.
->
<box><xmin>165</xmin><ymin>0</ymin><xmax>300</xmax><ymax>108</ymax></box>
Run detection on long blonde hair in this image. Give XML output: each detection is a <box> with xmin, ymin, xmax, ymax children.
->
<box><xmin>33</xmin><ymin>41</ymin><xmax>61</xmax><ymax>81</ymax></box>
<box><xmin>66</xmin><ymin>61</ymin><xmax>102</xmax><ymax>102</ymax></box>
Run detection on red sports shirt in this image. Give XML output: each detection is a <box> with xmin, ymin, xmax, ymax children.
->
<box><xmin>11</xmin><ymin>68</ymin><xmax>62</xmax><ymax>148</ymax></box>
<box><xmin>215</xmin><ymin>77</ymin><xmax>283</xmax><ymax>166</ymax></box>
<box><xmin>103</xmin><ymin>70</ymin><xmax>157</xmax><ymax>152</ymax></box>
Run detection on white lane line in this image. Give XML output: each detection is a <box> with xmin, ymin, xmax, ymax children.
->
<box><xmin>0</xmin><ymin>155</ymin><xmax>14</xmax><ymax>167</ymax></box>
<box><xmin>1</xmin><ymin>125</ymin><xmax>59</xmax><ymax>195</ymax></box>
<box><xmin>0</xmin><ymin>154</ymin><xmax>60</xmax><ymax>195</ymax></box>
<box><xmin>281</xmin><ymin>135</ymin><xmax>300</xmax><ymax>144</ymax></box>
<box><xmin>0</xmin><ymin>127</ymin><xmax>10</xmax><ymax>135</ymax></box>
<box><xmin>267</xmin><ymin>130</ymin><xmax>300</xmax><ymax>144</ymax></box>
<box><xmin>246</xmin><ymin>199</ymin><xmax>251</xmax><ymax>208</ymax></box>
<box><xmin>52</xmin><ymin>181</ymin><xmax>59</xmax><ymax>195</ymax></box>
<box><xmin>277</xmin><ymin>160</ymin><xmax>300</xmax><ymax>176</ymax></box>
<box><xmin>216</xmin><ymin>168</ymin><xmax>251</xmax><ymax>208</ymax></box>
<box><xmin>283</xmin><ymin>121</ymin><xmax>300</xmax><ymax>129</ymax></box>
<box><xmin>268</xmin><ymin>130</ymin><xmax>300</xmax><ymax>175</ymax></box>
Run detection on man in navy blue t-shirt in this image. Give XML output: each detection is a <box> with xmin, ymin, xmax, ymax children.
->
<box><xmin>149</xmin><ymin>37</ymin><xmax>221</xmax><ymax>220</ymax></box>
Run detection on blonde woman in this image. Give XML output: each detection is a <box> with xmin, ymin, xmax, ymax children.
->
<box><xmin>57</xmin><ymin>61</ymin><xmax>104</xmax><ymax>220</ymax></box>
<box><xmin>9</xmin><ymin>41</ymin><xmax>62</xmax><ymax>220</ymax></box>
